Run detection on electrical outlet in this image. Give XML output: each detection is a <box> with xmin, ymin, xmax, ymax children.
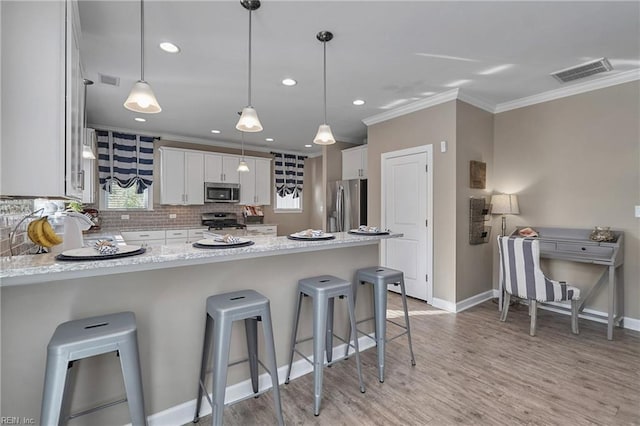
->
<box><xmin>440</xmin><ymin>140</ymin><xmax>447</xmax><ymax>153</ymax></box>
<box><xmin>121</xmin><ymin>214</ymin><xmax>130</xmax><ymax>220</ymax></box>
<box><xmin>635</xmin><ymin>205</ymin><xmax>640</xmax><ymax>218</ymax></box>
<box><xmin>169</xmin><ymin>214</ymin><xmax>177</xmax><ymax>219</ymax></box>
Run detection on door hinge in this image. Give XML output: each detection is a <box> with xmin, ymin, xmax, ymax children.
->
<box><xmin>426</xmin><ymin>274</ymin><xmax>428</xmax><ymax>282</ymax></box>
<box><xmin>425</xmin><ymin>164</ymin><xmax>428</xmax><ymax>172</ymax></box>
<box><xmin>425</xmin><ymin>219</ymin><xmax>428</xmax><ymax>227</ymax></box>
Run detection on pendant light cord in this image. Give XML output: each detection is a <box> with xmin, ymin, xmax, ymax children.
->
<box><xmin>248</xmin><ymin>8</ymin><xmax>253</xmax><ymax>107</ymax></box>
<box><xmin>323</xmin><ymin>41</ymin><xmax>327</xmax><ymax>124</ymax></box>
<box><xmin>140</xmin><ymin>0</ymin><xmax>145</xmax><ymax>81</ymax></box>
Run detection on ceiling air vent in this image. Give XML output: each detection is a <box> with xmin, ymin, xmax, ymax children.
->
<box><xmin>551</xmin><ymin>58</ymin><xmax>613</xmax><ymax>83</ymax></box>
<box><xmin>99</xmin><ymin>73</ymin><xmax>120</xmax><ymax>86</ymax></box>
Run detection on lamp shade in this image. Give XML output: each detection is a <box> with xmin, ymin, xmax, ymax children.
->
<box><xmin>491</xmin><ymin>194</ymin><xmax>520</xmax><ymax>215</ymax></box>
<box><xmin>313</xmin><ymin>124</ymin><xmax>336</xmax><ymax>145</ymax></box>
<box><xmin>124</xmin><ymin>80</ymin><xmax>162</xmax><ymax>113</ymax></box>
<box><xmin>82</xmin><ymin>144</ymin><xmax>96</xmax><ymax>160</ymax></box>
<box><xmin>236</xmin><ymin>107</ymin><xmax>263</xmax><ymax>132</ymax></box>
<box><xmin>237</xmin><ymin>159</ymin><xmax>250</xmax><ymax>172</ymax></box>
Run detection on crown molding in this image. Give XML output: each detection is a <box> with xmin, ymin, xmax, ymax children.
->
<box><xmin>456</xmin><ymin>92</ymin><xmax>496</xmax><ymax>113</ymax></box>
<box><xmin>362</xmin><ymin>89</ymin><xmax>459</xmax><ymax>126</ymax></box>
<box><xmin>494</xmin><ymin>68</ymin><xmax>640</xmax><ymax>114</ymax></box>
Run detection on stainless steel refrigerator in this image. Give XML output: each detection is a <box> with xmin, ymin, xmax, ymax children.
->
<box><xmin>327</xmin><ymin>179</ymin><xmax>367</xmax><ymax>232</ymax></box>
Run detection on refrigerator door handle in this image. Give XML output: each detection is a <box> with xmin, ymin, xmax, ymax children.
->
<box><xmin>336</xmin><ymin>185</ymin><xmax>344</xmax><ymax>232</ymax></box>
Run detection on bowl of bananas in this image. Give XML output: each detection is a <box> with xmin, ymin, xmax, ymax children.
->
<box><xmin>27</xmin><ymin>217</ymin><xmax>63</xmax><ymax>250</ymax></box>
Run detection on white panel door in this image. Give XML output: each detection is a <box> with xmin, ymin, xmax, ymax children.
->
<box><xmin>382</xmin><ymin>149</ymin><xmax>431</xmax><ymax>301</ymax></box>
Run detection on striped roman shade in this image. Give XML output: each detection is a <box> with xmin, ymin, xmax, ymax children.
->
<box><xmin>96</xmin><ymin>130</ymin><xmax>155</xmax><ymax>194</ymax></box>
<box><xmin>272</xmin><ymin>152</ymin><xmax>306</xmax><ymax>198</ymax></box>
<box><xmin>497</xmin><ymin>236</ymin><xmax>580</xmax><ymax>302</ymax></box>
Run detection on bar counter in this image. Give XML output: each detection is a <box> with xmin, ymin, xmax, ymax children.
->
<box><xmin>1</xmin><ymin>232</ymin><xmax>396</xmax><ymax>425</ymax></box>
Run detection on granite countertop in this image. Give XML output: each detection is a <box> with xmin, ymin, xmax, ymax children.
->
<box><xmin>0</xmin><ymin>232</ymin><xmax>400</xmax><ymax>287</ymax></box>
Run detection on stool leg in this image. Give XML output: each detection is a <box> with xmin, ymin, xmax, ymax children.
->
<box><xmin>41</xmin><ymin>352</ymin><xmax>71</xmax><ymax>426</ymax></box>
<box><xmin>373</xmin><ymin>280</ymin><xmax>388</xmax><ymax>383</ymax></box>
<box><xmin>59</xmin><ymin>360</ymin><xmax>78</xmax><ymax>424</ymax></box>
<box><xmin>194</xmin><ymin>314</ymin><xmax>213</xmax><ymax>423</ymax></box>
<box><xmin>347</xmin><ymin>293</ymin><xmax>366</xmax><ymax>394</ymax></box>
<box><xmin>399</xmin><ymin>278</ymin><xmax>416</xmax><ymax>366</ymax></box>
<box><xmin>312</xmin><ymin>295</ymin><xmax>328</xmax><ymax>416</ymax></box>
<box><xmin>211</xmin><ymin>316</ymin><xmax>233</xmax><ymax>426</ymax></box>
<box><xmin>260</xmin><ymin>307</ymin><xmax>285</xmax><ymax>426</ymax></box>
<box><xmin>244</xmin><ymin>318</ymin><xmax>259</xmax><ymax>395</ymax></box>
<box><xmin>118</xmin><ymin>331</ymin><xmax>148</xmax><ymax>426</ymax></box>
<box><xmin>325</xmin><ymin>297</ymin><xmax>335</xmax><ymax>363</ymax></box>
<box><xmin>344</xmin><ymin>276</ymin><xmax>360</xmax><ymax>358</ymax></box>
<box><xmin>285</xmin><ymin>292</ymin><xmax>303</xmax><ymax>384</ymax></box>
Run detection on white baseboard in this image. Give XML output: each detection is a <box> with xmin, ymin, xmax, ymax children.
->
<box><xmin>137</xmin><ymin>336</ymin><xmax>376</xmax><ymax>426</ymax></box>
<box><xmin>431</xmin><ymin>297</ymin><xmax>456</xmax><ymax>312</ymax></box>
<box><xmin>431</xmin><ymin>290</ymin><xmax>495</xmax><ymax>313</ymax></box>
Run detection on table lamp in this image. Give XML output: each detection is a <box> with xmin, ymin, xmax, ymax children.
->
<box><xmin>491</xmin><ymin>194</ymin><xmax>520</xmax><ymax>236</ymax></box>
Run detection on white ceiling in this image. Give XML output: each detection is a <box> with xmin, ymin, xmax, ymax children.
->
<box><xmin>78</xmin><ymin>1</ymin><xmax>640</xmax><ymax>154</ymax></box>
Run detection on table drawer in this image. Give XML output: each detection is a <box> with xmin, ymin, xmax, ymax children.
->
<box><xmin>556</xmin><ymin>242</ymin><xmax>614</xmax><ymax>257</ymax></box>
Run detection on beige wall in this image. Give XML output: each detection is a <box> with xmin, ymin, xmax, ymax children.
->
<box><xmin>455</xmin><ymin>101</ymin><xmax>495</xmax><ymax>301</ymax></box>
<box><xmin>308</xmin><ymin>156</ymin><xmax>324</xmax><ymax>229</ymax></box>
<box><xmin>493</xmin><ymin>81</ymin><xmax>640</xmax><ymax>320</ymax></box>
<box><xmin>367</xmin><ymin>101</ymin><xmax>458</xmax><ymax>303</ymax></box>
<box><xmin>321</xmin><ymin>141</ymin><xmax>354</xmax><ymax>230</ymax></box>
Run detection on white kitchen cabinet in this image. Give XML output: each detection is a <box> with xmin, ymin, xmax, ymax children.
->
<box><xmin>1</xmin><ymin>0</ymin><xmax>85</xmax><ymax>198</ymax></box>
<box><xmin>204</xmin><ymin>153</ymin><xmax>240</xmax><ymax>184</ymax></box>
<box><xmin>239</xmin><ymin>158</ymin><xmax>272</xmax><ymax>205</ymax></box>
<box><xmin>245</xmin><ymin>224</ymin><xmax>277</xmax><ymax>237</ymax></box>
<box><xmin>159</xmin><ymin>147</ymin><xmax>204</xmax><ymax>205</ymax></box>
<box><xmin>342</xmin><ymin>145</ymin><xmax>368</xmax><ymax>180</ymax></box>
<box><xmin>187</xmin><ymin>228</ymin><xmax>208</xmax><ymax>242</ymax></box>
<box><xmin>121</xmin><ymin>230</ymin><xmax>166</xmax><ymax>247</ymax></box>
<box><xmin>81</xmin><ymin>158</ymin><xmax>96</xmax><ymax>204</ymax></box>
<box><xmin>165</xmin><ymin>229</ymin><xmax>189</xmax><ymax>244</ymax></box>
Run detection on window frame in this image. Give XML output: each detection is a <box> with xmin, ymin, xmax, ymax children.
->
<box><xmin>98</xmin><ymin>182</ymin><xmax>154</xmax><ymax>211</ymax></box>
<box><xmin>273</xmin><ymin>190</ymin><xmax>303</xmax><ymax>213</ymax></box>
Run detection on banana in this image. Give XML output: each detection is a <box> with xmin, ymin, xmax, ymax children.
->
<box><xmin>41</xmin><ymin>218</ymin><xmax>63</xmax><ymax>246</ymax></box>
<box><xmin>27</xmin><ymin>219</ymin><xmax>42</xmax><ymax>246</ymax></box>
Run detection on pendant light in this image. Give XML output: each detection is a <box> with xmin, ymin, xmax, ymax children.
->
<box><xmin>124</xmin><ymin>0</ymin><xmax>162</xmax><ymax>113</ymax></box>
<box><xmin>236</xmin><ymin>0</ymin><xmax>263</xmax><ymax>132</ymax></box>
<box><xmin>313</xmin><ymin>31</ymin><xmax>336</xmax><ymax>145</ymax></box>
<box><xmin>237</xmin><ymin>132</ymin><xmax>250</xmax><ymax>172</ymax></box>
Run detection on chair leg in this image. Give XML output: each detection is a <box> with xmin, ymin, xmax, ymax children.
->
<box><xmin>399</xmin><ymin>278</ymin><xmax>416</xmax><ymax>368</ymax></box>
<box><xmin>244</xmin><ymin>318</ymin><xmax>259</xmax><ymax>394</ymax></box>
<box><xmin>285</xmin><ymin>292</ymin><xmax>303</xmax><ymax>384</ymax></box>
<box><xmin>571</xmin><ymin>299</ymin><xmax>580</xmax><ymax>335</ymax></box>
<box><xmin>260</xmin><ymin>307</ymin><xmax>285</xmax><ymax>426</ymax></box>
<box><xmin>500</xmin><ymin>293</ymin><xmax>511</xmax><ymax>322</ymax></box>
<box><xmin>194</xmin><ymin>314</ymin><xmax>213</xmax><ymax>423</ymax></box>
<box><xmin>529</xmin><ymin>300</ymin><xmax>537</xmax><ymax>336</ymax></box>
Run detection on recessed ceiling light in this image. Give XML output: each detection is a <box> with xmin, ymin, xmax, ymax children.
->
<box><xmin>444</xmin><ymin>79</ymin><xmax>471</xmax><ymax>88</ymax></box>
<box><xmin>211</xmin><ymin>129</ymin><xmax>221</xmax><ymax>134</ymax></box>
<box><xmin>478</xmin><ymin>64</ymin><xmax>513</xmax><ymax>75</ymax></box>
<box><xmin>265</xmin><ymin>137</ymin><xmax>274</xmax><ymax>142</ymax></box>
<box><xmin>352</xmin><ymin>99</ymin><xmax>365</xmax><ymax>106</ymax></box>
<box><xmin>282</xmin><ymin>78</ymin><xmax>297</xmax><ymax>86</ymax></box>
<box><xmin>304</xmin><ymin>144</ymin><xmax>312</xmax><ymax>148</ymax></box>
<box><xmin>134</xmin><ymin>117</ymin><xmax>146</xmax><ymax>122</ymax></box>
<box><xmin>159</xmin><ymin>42</ymin><xmax>180</xmax><ymax>53</ymax></box>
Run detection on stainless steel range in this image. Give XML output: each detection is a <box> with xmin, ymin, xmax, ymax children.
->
<box><xmin>201</xmin><ymin>212</ymin><xmax>246</xmax><ymax>236</ymax></box>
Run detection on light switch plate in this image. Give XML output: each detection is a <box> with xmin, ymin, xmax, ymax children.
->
<box><xmin>169</xmin><ymin>214</ymin><xmax>177</xmax><ymax>219</ymax></box>
<box><xmin>121</xmin><ymin>214</ymin><xmax>130</xmax><ymax>220</ymax></box>
<box><xmin>635</xmin><ymin>205</ymin><xmax>640</xmax><ymax>218</ymax></box>
<box><xmin>440</xmin><ymin>140</ymin><xmax>447</xmax><ymax>153</ymax></box>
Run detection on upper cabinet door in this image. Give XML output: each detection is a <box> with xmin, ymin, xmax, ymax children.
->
<box><xmin>204</xmin><ymin>153</ymin><xmax>223</xmax><ymax>182</ymax></box>
<box><xmin>342</xmin><ymin>145</ymin><xmax>367</xmax><ymax>180</ymax></box>
<box><xmin>254</xmin><ymin>158</ymin><xmax>272</xmax><ymax>205</ymax></box>
<box><xmin>160</xmin><ymin>149</ymin><xmax>186</xmax><ymax>205</ymax></box>
<box><xmin>239</xmin><ymin>158</ymin><xmax>257</xmax><ymax>205</ymax></box>
<box><xmin>185</xmin><ymin>152</ymin><xmax>204</xmax><ymax>204</ymax></box>
<box><xmin>222</xmin><ymin>155</ymin><xmax>240</xmax><ymax>184</ymax></box>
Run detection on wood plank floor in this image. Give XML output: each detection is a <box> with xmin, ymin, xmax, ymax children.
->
<box><xmin>188</xmin><ymin>294</ymin><xmax>640</xmax><ymax>425</ymax></box>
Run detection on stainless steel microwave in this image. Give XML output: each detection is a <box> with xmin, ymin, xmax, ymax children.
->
<box><xmin>204</xmin><ymin>182</ymin><xmax>240</xmax><ymax>203</ymax></box>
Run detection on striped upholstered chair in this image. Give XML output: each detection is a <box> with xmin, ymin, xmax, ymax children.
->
<box><xmin>497</xmin><ymin>236</ymin><xmax>580</xmax><ymax>336</ymax></box>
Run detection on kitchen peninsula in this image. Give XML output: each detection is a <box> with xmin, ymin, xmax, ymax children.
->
<box><xmin>1</xmin><ymin>232</ymin><xmax>397</xmax><ymax>425</ymax></box>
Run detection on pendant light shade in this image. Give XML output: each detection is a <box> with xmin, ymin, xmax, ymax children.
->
<box><xmin>124</xmin><ymin>0</ymin><xmax>161</xmax><ymax>114</ymax></box>
<box><xmin>236</xmin><ymin>0</ymin><xmax>263</xmax><ymax>132</ymax></box>
<box><xmin>237</xmin><ymin>132</ymin><xmax>250</xmax><ymax>172</ymax></box>
<box><xmin>314</xmin><ymin>31</ymin><xmax>335</xmax><ymax>145</ymax></box>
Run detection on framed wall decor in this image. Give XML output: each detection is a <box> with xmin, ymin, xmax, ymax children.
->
<box><xmin>469</xmin><ymin>160</ymin><xmax>486</xmax><ymax>189</ymax></box>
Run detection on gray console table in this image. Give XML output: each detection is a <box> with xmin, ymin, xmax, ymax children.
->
<box><xmin>500</xmin><ymin>227</ymin><xmax>624</xmax><ymax>340</ymax></box>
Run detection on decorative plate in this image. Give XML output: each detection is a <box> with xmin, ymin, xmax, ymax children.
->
<box><xmin>192</xmin><ymin>238</ymin><xmax>255</xmax><ymax>249</ymax></box>
<box><xmin>55</xmin><ymin>245</ymin><xmax>146</xmax><ymax>261</ymax></box>
<box><xmin>287</xmin><ymin>233</ymin><xmax>335</xmax><ymax>241</ymax></box>
<box><xmin>348</xmin><ymin>230</ymin><xmax>389</xmax><ymax>236</ymax></box>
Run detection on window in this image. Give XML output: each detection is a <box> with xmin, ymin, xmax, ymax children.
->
<box><xmin>100</xmin><ymin>183</ymin><xmax>153</xmax><ymax>210</ymax></box>
<box><xmin>274</xmin><ymin>191</ymin><xmax>302</xmax><ymax>212</ymax></box>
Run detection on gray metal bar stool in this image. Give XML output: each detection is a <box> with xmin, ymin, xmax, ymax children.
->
<box><xmin>346</xmin><ymin>266</ymin><xmax>416</xmax><ymax>383</ymax></box>
<box><xmin>284</xmin><ymin>275</ymin><xmax>365</xmax><ymax>416</ymax></box>
<box><xmin>40</xmin><ymin>311</ymin><xmax>147</xmax><ymax>426</ymax></box>
<box><xmin>193</xmin><ymin>289</ymin><xmax>283</xmax><ymax>426</ymax></box>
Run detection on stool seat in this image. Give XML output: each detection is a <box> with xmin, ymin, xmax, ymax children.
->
<box><xmin>194</xmin><ymin>289</ymin><xmax>283</xmax><ymax>426</ymax></box>
<box><xmin>41</xmin><ymin>312</ymin><xmax>147</xmax><ymax>426</ymax></box>
<box><xmin>348</xmin><ymin>266</ymin><xmax>416</xmax><ymax>383</ymax></box>
<box><xmin>285</xmin><ymin>275</ymin><xmax>365</xmax><ymax>416</ymax></box>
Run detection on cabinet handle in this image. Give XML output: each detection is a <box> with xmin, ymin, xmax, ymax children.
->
<box><xmin>78</xmin><ymin>170</ymin><xmax>85</xmax><ymax>190</ymax></box>
<box><xmin>185</xmin><ymin>194</ymin><xmax>188</xmax><ymax>203</ymax></box>
<box><xmin>139</xmin><ymin>234</ymin><xmax>150</xmax><ymax>237</ymax></box>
